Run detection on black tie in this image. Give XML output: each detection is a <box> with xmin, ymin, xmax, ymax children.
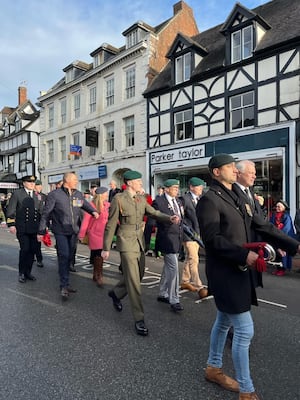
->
<box><xmin>28</xmin><ymin>191</ymin><xmax>32</xmax><ymax>197</ymax></box>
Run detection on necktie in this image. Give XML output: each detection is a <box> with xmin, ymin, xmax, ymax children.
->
<box><xmin>172</xmin><ymin>199</ymin><xmax>180</xmax><ymax>216</ymax></box>
<box><xmin>245</xmin><ymin>188</ymin><xmax>254</xmax><ymax>207</ymax></box>
<box><xmin>28</xmin><ymin>191</ymin><xmax>32</xmax><ymax>197</ymax></box>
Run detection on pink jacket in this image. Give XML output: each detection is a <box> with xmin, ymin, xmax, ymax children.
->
<box><xmin>79</xmin><ymin>201</ymin><xmax>110</xmax><ymax>250</ymax></box>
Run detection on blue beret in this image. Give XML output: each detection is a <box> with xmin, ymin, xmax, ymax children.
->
<box><xmin>208</xmin><ymin>154</ymin><xmax>236</xmax><ymax>170</ymax></box>
<box><xmin>164</xmin><ymin>179</ymin><xmax>180</xmax><ymax>187</ymax></box>
<box><xmin>123</xmin><ymin>170</ymin><xmax>142</xmax><ymax>181</ymax></box>
<box><xmin>188</xmin><ymin>177</ymin><xmax>206</xmax><ymax>187</ymax></box>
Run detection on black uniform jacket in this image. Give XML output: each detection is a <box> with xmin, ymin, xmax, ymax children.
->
<box><xmin>6</xmin><ymin>188</ymin><xmax>44</xmax><ymax>234</ymax></box>
<box><xmin>196</xmin><ymin>180</ymin><xmax>299</xmax><ymax>314</ymax></box>
<box><xmin>152</xmin><ymin>194</ymin><xmax>183</xmax><ymax>254</ymax></box>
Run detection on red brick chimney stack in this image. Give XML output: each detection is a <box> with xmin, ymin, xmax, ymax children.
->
<box><xmin>173</xmin><ymin>1</ymin><xmax>185</xmax><ymax>15</ymax></box>
<box><xmin>18</xmin><ymin>86</ymin><xmax>27</xmax><ymax>105</ymax></box>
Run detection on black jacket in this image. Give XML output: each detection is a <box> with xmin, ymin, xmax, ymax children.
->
<box><xmin>196</xmin><ymin>180</ymin><xmax>299</xmax><ymax>314</ymax></box>
<box><xmin>38</xmin><ymin>186</ymin><xmax>96</xmax><ymax>235</ymax></box>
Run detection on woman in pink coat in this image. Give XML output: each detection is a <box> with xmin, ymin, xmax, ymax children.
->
<box><xmin>79</xmin><ymin>187</ymin><xmax>110</xmax><ymax>286</ymax></box>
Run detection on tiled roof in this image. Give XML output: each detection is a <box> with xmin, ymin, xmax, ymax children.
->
<box><xmin>145</xmin><ymin>0</ymin><xmax>300</xmax><ymax>95</ymax></box>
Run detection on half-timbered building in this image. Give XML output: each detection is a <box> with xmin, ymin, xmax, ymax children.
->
<box><xmin>144</xmin><ymin>0</ymin><xmax>300</xmax><ymax>217</ymax></box>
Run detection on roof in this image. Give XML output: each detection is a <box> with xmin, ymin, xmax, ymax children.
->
<box><xmin>145</xmin><ymin>0</ymin><xmax>300</xmax><ymax>95</ymax></box>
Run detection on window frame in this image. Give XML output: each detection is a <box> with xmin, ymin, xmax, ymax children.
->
<box><xmin>231</xmin><ymin>25</ymin><xmax>253</xmax><ymax>63</ymax></box>
<box><xmin>105</xmin><ymin>122</ymin><xmax>115</xmax><ymax>152</ymax></box>
<box><xmin>175</xmin><ymin>52</ymin><xmax>192</xmax><ymax>84</ymax></box>
<box><xmin>230</xmin><ymin>91</ymin><xmax>255</xmax><ymax>131</ymax></box>
<box><xmin>124</xmin><ymin>116</ymin><xmax>134</xmax><ymax>147</ymax></box>
<box><xmin>47</xmin><ymin>140</ymin><xmax>54</xmax><ymax>163</ymax></box>
<box><xmin>59</xmin><ymin>136</ymin><xmax>66</xmax><ymax>161</ymax></box>
<box><xmin>73</xmin><ymin>93</ymin><xmax>81</xmax><ymax>119</ymax></box>
<box><xmin>89</xmin><ymin>86</ymin><xmax>96</xmax><ymax>114</ymax></box>
<box><xmin>174</xmin><ymin>109</ymin><xmax>193</xmax><ymax>142</ymax></box>
<box><xmin>125</xmin><ymin>67</ymin><xmax>135</xmax><ymax>99</ymax></box>
<box><xmin>60</xmin><ymin>98</ymin><xmax>67</xmax><ymax>124</ymax></box>
<box><xmin>106</xmin><ymin>77</ymin><xmax>115</xmax><ymax>107</ymax></box>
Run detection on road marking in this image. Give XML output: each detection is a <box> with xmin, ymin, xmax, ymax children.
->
<box><xmin>6</xmin><ymin>288</ymin><xmax>61</xmax><ymax>308</ymax></box>
<box><xmin>0</xmin><ymin>265</ymin><xmax>15</xmax><ymax>271</ymax></box>
<box><xmin>257</xmin><ymin>298</ymin><xmax>287</xmax><ymax>309</ymax></box>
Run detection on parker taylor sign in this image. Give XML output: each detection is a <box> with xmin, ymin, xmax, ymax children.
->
<box><xmin>150</xmin><ymin>145</ymin><xmax>205</xmax><ymax>165</ymax></box>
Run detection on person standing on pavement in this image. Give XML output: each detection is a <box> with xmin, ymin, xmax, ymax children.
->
<box><xmin>180</xmin><ymin>177</ymin><xmax>208</xmax><ymax>300</ymax></box>
<box><xmin>152</xmin><ymin>179</ymin><xmax>184</xmax><ymax>312</ymax></box>
<box><xmin>37</xmin><ymin>172</ymin><xmax>99</xmax><ymax>299</ymax></box>
<box><xmin>34</xmin><ymin>179</ymin><xmax>47</xmax><ymax>268</ymax></box>
<box><xmin>101</xmin><ymin>170</ymin><xmax>179</xmax><ymax>336</ymax></box>
<box><xmin>196</xmin><ymin>153</ymin><xmax>300</xmax><ymax>400</ymax></box>
<box><xmin>6</xmin><ymin>175</ymin><xmax>44</xmax><ymax>283</ymax></box>
<box><xmin>79</xmin><ymin>187</ymin><xmax>110</xmax><ymax>287</ymax></box>
<box><xmin>108</xmin><ymin>179</ymin><xmax>121</xmax><ymax>202</ymax></box>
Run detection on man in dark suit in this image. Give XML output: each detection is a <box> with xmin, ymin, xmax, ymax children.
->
<box><xmin>196</xmin><ymin>154</ymin><xmax>300</xmax><ymax>400</ymax></box>
<box><xmin>6</xmin><ymin>175</ymin><xmax>44</xmax><ymax>283</ymax></box>
<box><xmin>180</xmin><ymin>177</ymin><xmax>208</xmax><ymax>299</ymax></box>
<box><xmin>108</xmin><ymin>179</ymin><xmax>121</xmax><ymax>202</ymax></box>
<box><xmin>34</xmin><ymin>179</ymin><xmax>47</xmax><ymax>268</ymax></box>
<box><xmin>152</xmin><ymin>179</ymin><xmax>184</xmax><ymax>312</ymax></box>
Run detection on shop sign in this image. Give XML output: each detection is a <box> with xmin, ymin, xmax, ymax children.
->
<box><xmin>150</xmin><ymin>145</ymin><xmax>205</xmax><ymax>165</ymax></box>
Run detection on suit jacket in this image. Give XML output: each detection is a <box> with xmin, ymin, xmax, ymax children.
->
<box><xmin>6</xmin><ymin>188</ymin><xmax>44</xmax><ymax>234</ymax></box>
<box><xmin>197</xmin><ymin>179</ymin><xmax>299</xmax><ymax>314</ymax></box>
<box><xmin>103</xmin><ymin>190</ymin><xmax>170</xmax><ymax>253</ymax></box>
<box><xmin>152</xmin><ymin>194</ymin><xmax>183</xmax><ymax>254</ymax></box>
<box><xmin>181</xmin><ymin>192</ymin><xmax>200</xmax><ymax>241</ymax></box>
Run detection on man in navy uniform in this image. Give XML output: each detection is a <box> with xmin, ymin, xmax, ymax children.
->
<box><xmin>6</xmin><ymin>175</ymin><xmax>43</xmax><ymax>283</ymax></box>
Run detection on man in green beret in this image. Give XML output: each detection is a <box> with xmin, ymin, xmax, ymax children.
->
<box><xmin>102</xmin><ymin>170</ymin><xmax>180</xmax><ymax>336</ymax></box>
<box><xmin>180</xmin><ymin>177</ymin><xmax>208</xmax><ymax>299</ymax></box>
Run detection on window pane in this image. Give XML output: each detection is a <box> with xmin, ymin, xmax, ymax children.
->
<box><xmin>232</xmin><ymin>109</ymin><xmax>242</xmax><ymax>130</ymax></box>
<box><xmin>184</xmin><ymin>53</ymin><xmax>191</xmax><ymax>81</ymax></box>
<box><xmin>231</xmin><ymin>96</ymin><xmax>241</xmax><ymax>109</ymax></box>
<box><xmin>176</xmin><ymin>57</ymin><xmax>183</xmax><ymax>84</ymax></box>
<box><xmin>243</xmin><ymin>92</ymin><xmax>254</xmax><ymax>106</ymax></box>
<box><xmin>244</xmin><ymin>106</ymin><xmax>254</xmax><ymax>127</ymax></box>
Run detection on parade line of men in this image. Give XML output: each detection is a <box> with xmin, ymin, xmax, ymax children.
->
<box><xmin>5</xmin><ymin>155</ymin><xmax>300</xmax><ymax>400</ymax></box>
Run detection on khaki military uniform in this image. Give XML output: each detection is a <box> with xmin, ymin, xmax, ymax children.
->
<box><xmin>103</xmin><ymin>190</ymin><xmax>170</xmax><ymax>321</ymax></box>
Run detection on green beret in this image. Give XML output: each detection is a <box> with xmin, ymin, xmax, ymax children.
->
<box><xmin>164</xmin><ymin>179</ymin><xmax>180</xmax><ymax>187</ymax></box>
<box><xmin>188</xmin><ymin>177</ymin><xmax>206</xmax><ymax>187</ymax></box>
<box><xmin>208</xmin><ymin>153</ymin><xmax>236</xmax><ymax>170</ymax></box>
<box><xmin>35</xmin><ymin>180</ymin><xmax>42</xmax><ymax>185</ymax></box>
<box><xmin>123</xmin><ymin>170</ymin><xmax>142</xmax><ymax>181</ymax></box>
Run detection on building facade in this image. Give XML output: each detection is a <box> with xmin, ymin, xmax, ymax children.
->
<box><xmin>37</xmin><ymin>1</ymin><xmax>199</xmax><ymax>192</ymax></box>
<box><xmin>0</xmin><ymin>87</ymin><xmax>40</xmax><ymax>192</ymax></box>
<box><xmin>144</xmin><ymin>0</ymin><xmax>300</xmax><ymax>217</ymax></box>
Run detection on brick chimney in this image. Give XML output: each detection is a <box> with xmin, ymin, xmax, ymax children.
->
<box><xmin>173</xmin><ymin>0</ymin><xmax>186</xmax><ymax>15</ymax></box>
<box><xmin>18</xmin><ymin>86</ymin><xmax>27</xmax><ymax>105</ymax></box>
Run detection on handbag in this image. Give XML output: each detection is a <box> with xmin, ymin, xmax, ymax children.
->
<box><xmin>82</xmin><ymin>233</ymin><xmax>89</xmax><ymax>245</ymax></box>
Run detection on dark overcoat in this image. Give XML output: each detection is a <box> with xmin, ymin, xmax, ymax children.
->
<box><xmin>196</xmin><ymin>180</ymin><xmax>299</xmax><ymax>314</ymax></box>
<box><xmin>6</xmin><ymin>188</ymin><xmax>44</xmax><ymax>233</ymax></box>
<box><xmin>152</xmin><ymin>194</ymin><xmax>183</xmax><ymax>254</ymax></box>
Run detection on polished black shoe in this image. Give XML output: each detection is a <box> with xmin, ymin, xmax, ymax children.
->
<box><xmin>170</xmin><ymin>303</ymin><xmax>184</xmax><ymax>312</ymax></box>
<box><xmin>157</xmin><ymin>296</ymin><xmax>169</xmax><ymax>304</ymax></box>
<box><xmin>26</xmin><ymin>274</ymin><xmax>36</xmax><ymax>281</ymax></box>
<box><xmin>135</xmin><ymin>320</ymin><xmax>148</xmax><ymax>336</ymax></box>
<box><xmin>18</xmin><ymin>274</ymin><xmax>26</xmax><ymax>283</ymax></box>
<box><xmin>36</xmin><ymin>261</ymin><xmax>44</xmax><ymax>268</ymax></box>
<box><xmin>61</xmin><ymin>287</ymin><xmax>69</xmax><ymax>299</ymax></box>
<box><xmin>67</xmin><ymin>286</ymin><xmax>77</xmax><ymax>293</ymax></box>
<box><xmin>108</xmin><ymin>290</ymin><xmax>122</xmax><ymax>312</ymax></box>
<box><xmin>69</xmin><ymin>265</ymin><xmax>77</xmax><ymax>272</ymax></box>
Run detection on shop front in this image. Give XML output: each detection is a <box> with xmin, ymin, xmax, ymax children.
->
<box><xmin>148</xmin><ymin>122</ymin><xmax>297</xmax><ymax>218</ymax></box>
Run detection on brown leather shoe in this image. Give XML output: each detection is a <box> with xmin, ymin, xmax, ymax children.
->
<box><xmin>205</xmin><ymin>366</ymin><xmax>239</xmax><ymax>392</ymax></box>
<box><xmin>198</xmin><ymin>287</ymin><xmax>208</xmax><ymax>299</ymax></box>
<box><xmin>239</xmin><ymin>392</ymin><xmax>260</xmax><ymax>400</ymax></box>
<box><xmin>180</xmin><ymin>282</ymin><xmax>198</xmax><ymax>292</ymax></box>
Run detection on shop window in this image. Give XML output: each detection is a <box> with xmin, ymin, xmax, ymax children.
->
<box><xmin>230</xmin><ymin>91</ymin><xmax>254</xmax><ymax>130</ymax></box>
<box><xmin>174</xmin><ymin>109</ymin><xmax>192</xmax><ymax>141</ymax></box>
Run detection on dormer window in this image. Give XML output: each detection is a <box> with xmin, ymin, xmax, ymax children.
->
<box><xmin>127</xmin><ymin>29</ymin><xmax>138</xmax><ymax>48</ymax></box>
<box><xmin>176</xmin><ymin>52</ymin><xmax>191</xmax><ymax>84</ymax></box>
<box><xmin>231</xmin><ymin>25</ymin><xmax>253</xmax><ymax>63</ymax></box>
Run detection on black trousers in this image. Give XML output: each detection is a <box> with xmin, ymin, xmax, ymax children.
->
<box><xmin>16</xmin><ymin>232</ymin><xmax>38</xmax><ymax>276</ymax></box>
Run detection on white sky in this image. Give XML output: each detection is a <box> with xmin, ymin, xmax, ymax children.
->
<box><xmin>0</xmin><ymin>0</ymin><xmax>265</xmax><ymax>108</ymax></box>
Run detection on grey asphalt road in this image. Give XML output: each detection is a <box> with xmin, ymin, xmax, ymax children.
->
<box><xmin>0</xmin><ymin>228</ymin><xmax>300</xmax><ymax>400</ymax></box>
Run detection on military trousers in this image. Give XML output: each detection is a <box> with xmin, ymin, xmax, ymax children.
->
<box><xmin>114</xmin><ymin>251</ymin><xmax>145</xmax><ymax>322</ymax></box>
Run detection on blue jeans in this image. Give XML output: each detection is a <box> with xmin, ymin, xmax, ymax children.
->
<box><xmin>55</xmin><ymin>233</ymin><xmax>77</xmax><ymax>289</ymax></box>
<box><xmin>207</xmin><ymin>310</ymin><xmax>255</xmax><ymax>393</ymax></box>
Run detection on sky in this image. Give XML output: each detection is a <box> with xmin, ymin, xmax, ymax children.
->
<box><xmin>0</xmin><ymin>0</ymin><xmax>266</xmax><ymax>109</ymax></box>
